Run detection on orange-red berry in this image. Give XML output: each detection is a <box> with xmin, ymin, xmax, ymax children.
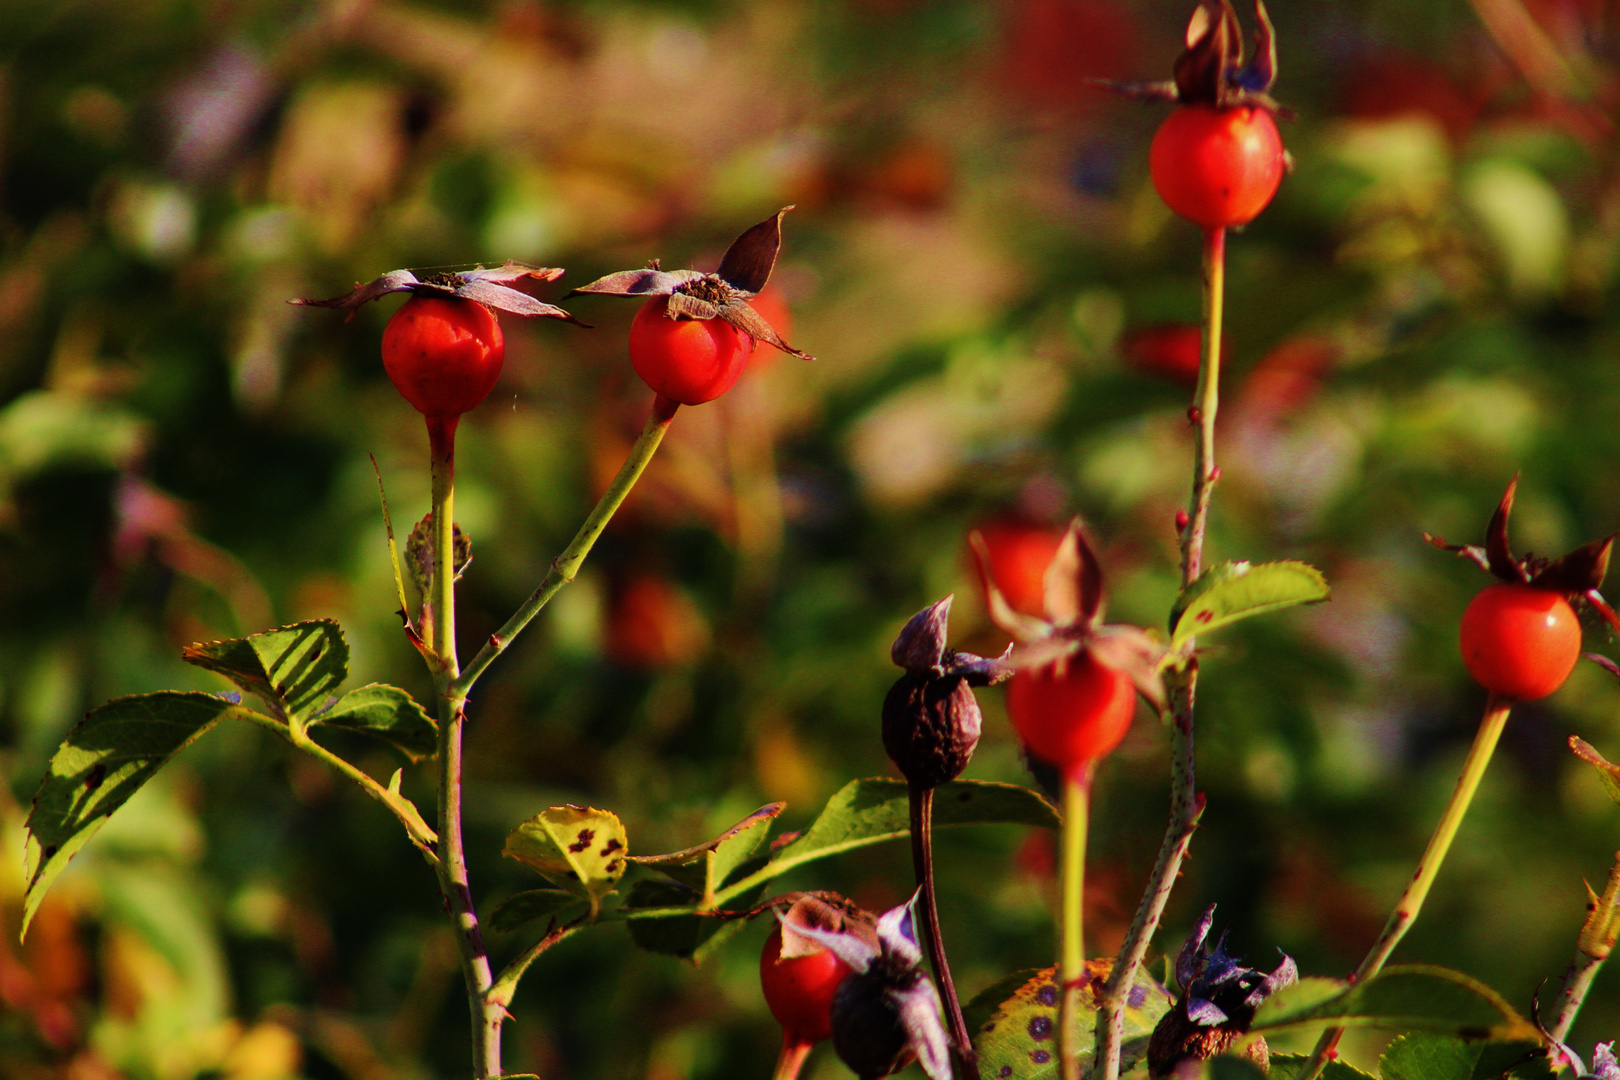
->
<box><xmin>1006</xmin><ymin>652</ymin><xmax>1137</xmax><ymax>776</ymax></box>
<box><xmin>1459</xmin><ymin>582</ymin><xmax>1582</xmax><ymax>700</ymax></box>
<box><xmin>629</xmin><ymin>296</ymin><xmax>752</xmax><ymax>405</ymax></box>
<box><xmin>1149</xmin><ymin>105</ymin><xmax>1285</xmax><ymax>228</ymax></box>
<box><xmin>381</xmin><ymin>295</ymin><xmax>505</xmax><ymax>417</ymax></box>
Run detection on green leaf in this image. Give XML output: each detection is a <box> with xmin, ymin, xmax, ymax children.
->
<box><xmin>503</xmin><ymin>806</ymin><xmax>629</xmax><ymax>918</ymax></box>
<box><xmin>21</xmin><ymin>691</ymin><xmax>244</xmax><ymax>936</ymax></box>
<box><xmin>717</xmin><ymin>778</ymin><xmax>1058</xmax><ymax>903</ymax></box>
<box><xmin>1251</xmin><ymin>966</ymin><xmax>1540</xmax><ymax>1042</ymax></box>
<box><xmin>1270</xmin><ymin>1053</ymin><xmax>1377</xmax><ymax>1079</ymax></box>
<box><xmin>1205</xmin><ymin>1059</ymin><xmax>1269</xmax><ymax>1080</ymax></box>
<box><xmin>488</xmin><ymin>889</ymin><xmax>587</xmax><ymax>933</ymax></box>
<box><xmin>962</xmin><ymin>968</ymin><xmax>1043</xmax><ymax>1037</ymax></box>
<box><xmin>621</xmin><ymin>877</ymin><xmax>756</xmax><ymax>963</ymax></box>
<box><xmin>310</xmin><ymin>683</ymin><xmax>437</xmax><ymax>762</ymax></box>
<box><xmin>1170</xmin><ymin>561</ymin><xmax>1330</xmax><ymax>647</ymax></box>
<box><xmin>629</xmin><ymin>803</ymin><xmax>783</xmax><ymax>904</ymax></box>
<box><xmin>972</xmin><ymin>961</ymin><xmax>1172</xmax><ymax>1079</ymax></box>
<box><xmin>182</xmin><ymin>620</ymin><xmax>349</xmax><ymax>722</ymax></box>
<box><xmin>1375</xmin><ymin>1036</ymin><xmax>1555</xmax><ymax>1080</ymax></box>
<box><xmin>1381</xmin><ymin>1033</ymin><xmax>1479</xmax><ymax>1080</ymax></box>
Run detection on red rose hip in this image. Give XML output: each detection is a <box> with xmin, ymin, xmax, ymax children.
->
<box><xmin>1149</xmin><ymin>105</ymin><xmax>1285</xmax><ymax>229</ymax></box>
<box><xmin>1007</xmin><ymin>652</ymin><xmax>1138</xmax><ymax>776</ymax></box>
<box><xmin>381</xmin><ymin>294</ymin><xmax>505</xmax><ymax>417</ymax></box>
<box><xmin>760</xmin><ymin>925</ymin><xmax>850</xmax><ymax>1046</ymax></box>
<box><xmin>1459</xmin><ymin>582</ymin><xmax>1582</xmax><ymax>701</ymax></box>
<box><xmin>630</xmin><ymin>296</ymin><xmax>753</xmax><ymax>406</ymax></box>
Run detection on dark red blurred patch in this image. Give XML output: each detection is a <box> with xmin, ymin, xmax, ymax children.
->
<box><xmin>997</xmin><ymin>0</ymin><xmax>1141</xmax><ymax>113</ymax></box>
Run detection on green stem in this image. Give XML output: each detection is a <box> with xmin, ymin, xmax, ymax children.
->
<box><xmin>424</xmin><ymin>414</ymin><xmax>501</xmax><ymax>1079</ymax></box>
<box><xmin>452</xmin><ymin>394</ymin><xmax>680</xmax><ymax>697</ymax></box>
<box><xmin>1059</xmin><ymin>767</ymin><xmax>1092</xmax><ymax>1080</ymax></box>
<box><xmin>1093</xmin><ymin>225</ymin><xmax>1226</xmax><ymax>1080</ymax></box>
<box><xmin>1301</xmin><ymin>692</ymin><xmax>1514</xmax><ymax>1080</ymax></box>
<box><xmin>909</xmin><ymin>783</ymin><xmax>976</xmax><ymax>1079</ymax></box>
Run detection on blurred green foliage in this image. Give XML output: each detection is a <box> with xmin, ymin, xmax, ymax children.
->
<box><xmin>5</xmin><ymin>0</ymin><xmax>1620</xmax><ymax>1078</ymax></box>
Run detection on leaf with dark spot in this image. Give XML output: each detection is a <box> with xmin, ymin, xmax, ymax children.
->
<box><xmin>503</xmin><ymin>806</ymin><xmax>628</xmax><ymax>918</ymax></box>
<box><xmin>23</xmin><ymin>692</ymin><xmax>254</xmax><ymax>936</ymax></box>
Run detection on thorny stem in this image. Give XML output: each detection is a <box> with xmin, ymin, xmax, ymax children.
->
<box><xmin>1301</xmin><ymin>692</ymin><xmax>1514</xmax><ymax>1080</ymax></box>
<box><xmin>771</xmin><ymin>1037</ymin><xmax>814</xmax><ymax>1080</ymax></box>
<box><xmin>1093</xmin><ymin>225</ymin><xmax>1226</xmax><ymax>1080</ymax></box>
<box><xmin>425</xmin><ymin>415</ymin><xmax>501</xmax><ymax>1079</ymax></box>
<box><xmin>1059</xmin><ymin>767</ymin><xmax>1093</xmax><ymax>1080</ymax></box>
<box><xmin>1549</xmin><ymin>851</ymin><xmax>1620</xmax><ymax>1042</ymax></box>
<box><xmin>452</xmin><ymin>394</ymin><xmax>681</xmax><ymax>697</ymax></box>
<box><xmin>909</xmin><ymin>783</ymin><xmax>977</xmax><ymax>1080</ymax></box>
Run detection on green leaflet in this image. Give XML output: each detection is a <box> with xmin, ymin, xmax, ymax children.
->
<box><xmin>310</xmin><ymin>682</ymin><xmax>437</xmax><ymax>762</ymax></box>
<box><xmin>504</xmin><ymin>806</ymin><xmax>629</xmax><ymax>918</ymax></box>
<box><xmin>1170</xmin><ymin>560</ymin><xmax>1330</xmax><ymax>648</ymax></box>
<box><xmin>22</xmin><ymin>691</ymin><xmax>241</xmax><ymax>936</ymax></box>
<box><xmin>182</xmin><ymin>619</ymin><xmax>349</xmax><ymax>722</ymax></box>
<box><xmin>1251</xmin><ymin>966</ymin><xmax>1540</xmax><ymax>1043</ymax></box>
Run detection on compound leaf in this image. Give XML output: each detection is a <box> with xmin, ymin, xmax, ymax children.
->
<box><xmin>1251</xmin><ymin>966</ymin><xmax>1539</xmax><ymax>1043</ymax></box>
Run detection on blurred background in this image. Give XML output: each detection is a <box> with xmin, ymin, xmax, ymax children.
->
<box><xmin>4</xmin><ymin>0</ymin><xmax>1620</xmax><ymax>1077</ymax></box>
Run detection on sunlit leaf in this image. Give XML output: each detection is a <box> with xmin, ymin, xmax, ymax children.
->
<box><xmin>1170</xmin><ymin>561</ymin><xmax>1330</xmax><ymax>647</ymax></box>
<box><xmin>22</xmin><ymin>692</ymin><xmax>245</xmax><ymax>936</ymax></box>
<box><xmin>972</xmin><ymin>961</ymin><xmax>1171</xmax><ymax>1079</ymax></box>
<box><xmin>182</xmin><ymin>620</ymin><xmax>349</xmax><ymax>722</ymax></box>
<box><xmin>504</xmin><ymin>806</ymin><xmax>629</xmax><ymax>917</ymax></box>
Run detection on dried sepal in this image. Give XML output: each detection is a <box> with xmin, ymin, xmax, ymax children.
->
<box><xmin>1087</xmin><ymin>624</ymin><xmax>1169</xmax><ymax>713</ymax></box>
<box><xmin>1585</xmin><ymin>653</ymin><xmax>1620</xmax><ymax>682</ymax></box>
<box><xmin>969</xmin><ymin>530</ymin><xmax>1052</xmax><ymax>642</ymax></box>
<box><xmin>1098</xmin><ymin>0</ymin><xmax>1281</xmax><ymax>110</ymax></box>
<box><xmin>568</xmin><ymin>266</ymin><xmax>707</xmax><ymax>298</ymax></box>
<box><xmin>292</xmin><ymin>263</ymin><xmax>584</xmax><ymax>323</ymax></box>
<box><xmin>1533</xmin><ymin>534</ymin><xmax>1615</xmax><ymax>594</ymax></box>
<box><xmin>568</xmin><ymin>209</ymin><xmax>814</xmax><ymax>361</ymax></box>
<box><xmin>1485</xmin><ymin>475</ymin><xmax>1526</xmax><ymax>582</ymax></box>
<box><xmin>892</xmin><ymin>597</ymin><xmax>953</xmax><ymax>674</ymax></box>
<box><xmin>716</xmin><ymin>206</ymin><xmax>791</xmax><ymax>295</ymax></box>
<box><xmin>1423</xmin><ymin>531</ymin><xmax>1493</xmax><ymax>575</ymax></box>
<box><xmin>1042</xmin><ymin>519</ymin><xmax>1105</xmax><ymax>630</ymax></box>
<box><xmin>775</xmin><ymin>893</ymin><xmax>877</xmax><ymax>960</ymax></box>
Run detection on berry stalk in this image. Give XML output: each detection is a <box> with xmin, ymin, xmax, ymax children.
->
<box><xmin>424</xmin><ymin>414</ymin><xmax>501</xmax><ymax>1078</ymax></box>
<box><xmin>1094</xmin><ymin>225</ymin><xmax>1227</xmax><ymax>1080</ymax></box>
<box><xmin>771</xmin><ymin>1038</ymin><xmax>813</xmax><ymax>1080</ymax></box>
<box><xmin>908</xmin><ymin>782</ymin><xmax>976</xmax><ymax>1079</ymax></box>
<box><xmin>453</xmin><ymin>394</ymin><xmax>681</xmax><ymax>695</ymax></box>
<box><xmin>1059</xmin><ymin>766</ymin><xmax>1093</xmax><ymax>1080</ymax></box>
<box><xmin>1301</xmin><ymin>692</ymin><xmax>1514</xmax><ymax>1079</ymax></box>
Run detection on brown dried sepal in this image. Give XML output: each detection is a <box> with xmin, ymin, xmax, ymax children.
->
<box><xmin>291</xmin><ymin>264</ymin><xmax>586</xmax><ymax>324</ymax></box>
<box><xmin>1427</xmin><ymin>475</ymin><xmax>1616</xmax><ymax>599</ymax></box>
<box><xmin>569</xmin><ymin>207</ymin><xmax>814</xmax><ymax>361</ymax></box>
<box><xmin>971</xmin><ymin>518</ymin><xmax>1167</xmax><ymax>713</ymax></box>
<box><xmin>774</xmin><ymin>893</ymin><xmax>877</xmax><ymax>960</ymax></box>
<box><xmin>1092</xmin><ymin>0</ymin><xmax>1282</xmax><ymax>111</ymax></box>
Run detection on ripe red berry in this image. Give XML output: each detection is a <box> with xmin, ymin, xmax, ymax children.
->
<box><xmin>629</xmin><ymin>296</ymin><xmax>753</xmax><ymax>406</ymax></box>
<box><xmin>1458</xmin><ymin>582</ymin><xmax>1582</xmax><ymax>700</ymax></box>
<box><xmin>381</xmin><ymin>295</ymin><xmax>505</xmax><ymax>417</ymax></box>
<box><xmin>760</xmin><ymin>925</ymin><xmax>851</xmax><ymax>1046</ymax></box>
<box><xmin>1006</xmin><ymin>652</ymin><xmax>1137</xmax><ymax>776</ymax></box>
<box><xmin>1149</xmin><ymin>105</ymin><xmax>1285</xmax><ymax>229</ymax></box>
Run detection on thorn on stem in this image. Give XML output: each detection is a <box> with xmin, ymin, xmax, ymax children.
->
<box><xmin>1187</xmin><ymin>406</ymin><xmax>1203</xmax><ymax>425</ymax></box>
